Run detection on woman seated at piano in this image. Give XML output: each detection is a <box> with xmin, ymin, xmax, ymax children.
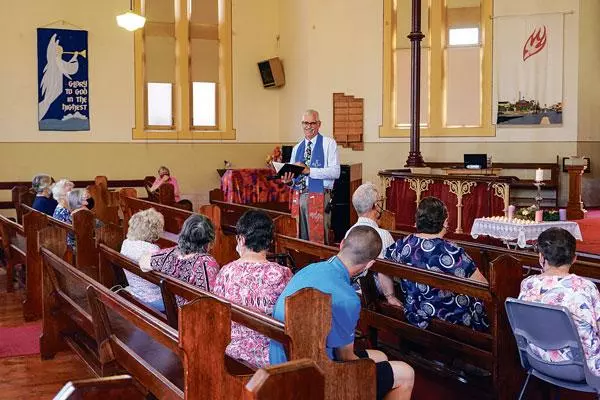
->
<box><xmin>148</xmin><ymin>165</ymin><xmax>181</xmax><ymax>202</ymax></box>
<box><xmin>385</xmin><ymin>196</ymin><xmax>489</xmax><ymax>331</ymax></box>
<box><xmin>140</xmin><ymin>214</ymin><xmax>220</xmax><ymax>304</ymax></box>
<box><xmin>120</xmin><ymin>208</ymin><xmax>165</xmax><ymax>311</ymax></box>
<box><xmin>212</xmin><ymin>210</ymin><xmax>293</xmax><ymax>368</ymax></box>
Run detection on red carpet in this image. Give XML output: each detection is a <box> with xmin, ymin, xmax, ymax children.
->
<box><xmin>575</xmin><ymin>210</ymin><xmax>600</xmax><ymax>254</ymax></box>
<box><xmin>0</xmin><ymin>322</ymin><xmax>41</xmax><ymax>358</ymax></box>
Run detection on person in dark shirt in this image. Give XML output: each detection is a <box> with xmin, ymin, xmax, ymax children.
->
<box><xmin>31</xmin><ymin>174</ymin><xmax>57</xmax><ymax>216</ymax></box>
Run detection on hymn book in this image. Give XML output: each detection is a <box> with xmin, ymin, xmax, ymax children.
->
<box><xmin>271</xmin><ymin>162</ymin><xmax>305</xmax><ymax>179</ymax></box>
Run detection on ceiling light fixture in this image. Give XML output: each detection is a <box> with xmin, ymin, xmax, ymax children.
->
<box><xmin>116</xmin><ymin>0</ymin><xmax>146</xmax><ymax>32</ymax></box>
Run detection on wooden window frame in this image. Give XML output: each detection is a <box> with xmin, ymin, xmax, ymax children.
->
<box><xmin>380</xmin><ymin>0</ymin><xmax>494</xmax><ymax>137</ymax></box>
<box><xmin>132</xmin><ymin>0</ymin><xmax>235</xmax><ymax>140</ymax></box>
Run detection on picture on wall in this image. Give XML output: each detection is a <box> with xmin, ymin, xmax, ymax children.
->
<box><xmin>37</xmin><ymin>27</ymin><xmax>89</xmax><ymax>131</ymax></box>
<box><xmin>494</xmin><ymin>13</ymin><xmax>564</xmax><ymax>126</ymax></box>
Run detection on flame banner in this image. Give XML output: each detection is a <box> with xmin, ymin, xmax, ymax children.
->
<box><xmin>37</xmin><ymin>28</ymin><xmax>90</xmax><ymax>131</ymax></box>
<box><xmin>494</xmin><ymin>13</ymin><xmax>563</xmax><ymax>126</ymax></box>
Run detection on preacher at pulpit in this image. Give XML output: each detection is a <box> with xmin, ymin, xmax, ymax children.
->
<box><xmin>282</xmin><ymin>109</ymin><xmax>340</xmax><ymax>244</ymax></box>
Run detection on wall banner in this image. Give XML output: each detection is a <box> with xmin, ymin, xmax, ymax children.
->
<box><xmin>37</xmin><ymin>28</ymin><xmax>89</xmax><ymax>131</ymax></box>
<box><xmin>494</xmin><ymin>13</ymin><xmax>564</xmax><ymax>126</ymax></box>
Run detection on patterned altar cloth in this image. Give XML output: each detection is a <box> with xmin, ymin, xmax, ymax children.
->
<box><xmin>220</xmin><ymin>168</ymin><xmax>290</xmax><ymax>205</ymax></box>
<box><xmin>471</xmin><ymin>217</ymin><xmax>583</xmax><ymax>248</ymax></box>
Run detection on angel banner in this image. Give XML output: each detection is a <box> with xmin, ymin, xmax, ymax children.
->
<box><xmin>494</xmin><ymin>13</ymin><xmax>564</xmax><ymax>126</ymax></box>
<box><xmin>37</xmin><ymin>28</ymin><xmax>89</xmax><ymax>131</ymax></box>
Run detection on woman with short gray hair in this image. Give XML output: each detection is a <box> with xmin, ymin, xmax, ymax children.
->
<box><xmin>140</xmin><ymin>214</ymin><xmax>220</xmax><ymax>301</ymax></box>
<box><xmin>32</xmin><ymin>174</ymin><xmax>57</xmax><ymax>215</ymax></box>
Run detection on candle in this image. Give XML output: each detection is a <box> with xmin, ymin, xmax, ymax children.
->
<box><xmin>535</xmin><ymin>168</ymin><xmax>543</xmax><ymax>182</ymax></box>
<box><xmin>508</xmin><ymin>205</ymin><xmax>515</xmax><ymax>220</ymax></box>
<box><xmin>559</xmin><ymin>209</ymin><xmax>567</xmax><ymax>221</ymax></box>
<box><xmin>535</xmin><ymin>210</ymin><xmax>543</xmax><ymax>222</ymax></box>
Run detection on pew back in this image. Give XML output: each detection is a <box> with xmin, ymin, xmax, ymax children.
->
<box><xmin>53</xmin><ymin>375</ymin><xmax>144</xmax><ymax>400</ymax></box>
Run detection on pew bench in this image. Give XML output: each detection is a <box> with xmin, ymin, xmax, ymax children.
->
<box><xmin>0</xmin><ymin>214</ymin><xmax>26</xmax><ymax>291</ymax></box>
<box><xmin>274</xmin><ymin>233</ymin><xmax>525</xmax><ymax>399</ymax></box>
<box><xmin>97</xmin><ymin>244</ymin><xmax>376</xmax><ymax>400</ymax></box>
<box><xmin>43</xmin><ymin>245</ymin><xmax>333</xmax><ymax>399</ymax></box>
<box><xmin>53</xmin><ymin>375</ymin><xmax>145</xmax><ymax>400</ymax></box>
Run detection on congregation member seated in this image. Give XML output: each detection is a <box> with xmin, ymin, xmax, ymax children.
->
<box><xmin>212</xmin><ymin>210</ymin><xmax>292</xmax><ymax>368</ymax></box>
<box><xmin>385</xmin><ymin>196</ymin><xmax>489</xmax><ymax>331</ymax></box>
<box><xmin>120</xmin><ymin>208</ymin><xmax>165</xmax><ymax>311</ymax></box>
<box><xmin>519</xmin><ymin>227</ymin><xmax>600</xmax><ymax>375</ymax></box>
<box><xmin>52</xmin><ymin>180</ymin><xmax>76</xmax><ymax>248</ymax></box>
<box><xmin>345</xmin><ymin>182</ymin><xmax>401</xmax><ymax>306</ymax></box>
<box><xmin>270</xmin><ymin>226</ymin><xmax>415</xmax><ymax>400</ymax></box>
<box><xmin>140</xmin><ymin>214</ymin><xmax>220</xmax><ymax>304</ymax></box>
<box><xmin>31</xmin><ymin>173</ymin><xmax>57</xmax><ymax>216</ymax></box>
<box><xmin>149</xmin><ymin>165</ymin><xmax>181</xmax><ymax>202</ymax></box>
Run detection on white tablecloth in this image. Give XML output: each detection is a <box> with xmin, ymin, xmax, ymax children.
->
<box><xmin>471</xmin><ymin>218</ymin><xmax>583</xmax><ymax>248</ymax></box>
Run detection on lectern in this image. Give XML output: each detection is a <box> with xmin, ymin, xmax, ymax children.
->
<box><xmin>566</xmin><ymin>164</ymin><xmax>586</xmax><ymax>220</ymax></box>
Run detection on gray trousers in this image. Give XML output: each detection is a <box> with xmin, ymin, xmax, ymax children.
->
<box><xmin>299</xmin><ymin>191</ymin><xmax>331</xmax><ymax>244</ymax></box>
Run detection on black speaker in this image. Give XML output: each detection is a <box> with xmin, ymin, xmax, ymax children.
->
<box><xmin>257</xmin><ymin>58</ymin><xmax>285</xmax><ymax>88</ymax></box>
<box><xmin>331</xmin><ymin>165</ymin><xmax>352</xmax><ymax>242</ymax></box>
<box><xmin>282</xmin><ymin>145</ymin><xmax>293</xmax><ymax>163</ymax></box>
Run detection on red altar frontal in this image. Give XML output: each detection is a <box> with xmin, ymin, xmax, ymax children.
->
<box><xmin>220</xmin><ymin>168</ymin><xmax>290</xmax><ymax>205</ymax></box>
<box><xmin>379</xmin><ymin>170</ymin><xmax>514</xmax><ymax>234</ymax></box>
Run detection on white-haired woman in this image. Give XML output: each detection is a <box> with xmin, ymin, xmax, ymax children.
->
<box><xmin>32</xmin><ymin>174</ymin><xmax>57</xmax><ymax>216</ymax></box>
<box><xmin>53</xmin><ymin>186</ymin><xmax>86</xmax><ymax>249</ymax></box>
<box><xmin>120</xmin><ymin>208</ymin><xmax>165</xmax><ymax>310</ymax></box>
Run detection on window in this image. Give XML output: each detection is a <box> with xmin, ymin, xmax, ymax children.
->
<box><xmin>132</xmin><ymin>0</ymin><xmax>235</xmax><ymax>140</ymax></box>
<box><xmin>380</xmin><ymin>0</ymin><xmax>493</xmax><ymax>137</ymax></box>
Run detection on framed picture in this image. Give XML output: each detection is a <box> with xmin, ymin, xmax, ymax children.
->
<box><xmin>562</xmin><ymin>157</ymin><xmax>591</xmax><ymax>173</ymax></box>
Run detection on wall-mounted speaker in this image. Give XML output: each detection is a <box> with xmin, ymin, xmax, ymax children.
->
<box><xmin>258</xmin><ymin>57</ymin><xmax>285</xmax><ymax>88</ymax></box>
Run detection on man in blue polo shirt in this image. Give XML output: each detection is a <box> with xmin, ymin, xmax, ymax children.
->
<box><xmin>269</xmin><ymin>226</ymin><xmax>414</xmax><ymax>400</ymax></box>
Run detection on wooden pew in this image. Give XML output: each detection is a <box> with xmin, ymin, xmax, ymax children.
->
<box><xmin>12</xmin><ymin>185</ymin><xmax>35</xmax><ymax>224</ymax></box>
<box><xmin>274</xmin><ymin>233</ymin><xmax>524</xmax><ymax>400</ymax></box>
<box><xmin>97</xmin><ymin>244</ymin><xmax>375</xmax><ymax>399</ymax></box>
<box><xmin>53</xmin><ymin>375</ymin><xmax>144</xmax><ymax>400</ymax></box>
<box><xmin>54</xmin><ymin>363</ymin><xmax>325</xmax><ymax>400</ymax></box>
<box><xmin>86</xmin><ymin>176</ymin><xmax>120</xmax><ymax>225</ymax></box>
<box><xmin>0</xmin><ymin>214</ymin><xmax>26</xmax><ymax>292</ymax></box>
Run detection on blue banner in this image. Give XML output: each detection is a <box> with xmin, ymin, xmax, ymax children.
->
<box><xmin>37</xmin><ymin>28</ymin><xmax>89</xmax><ymax>131</ymax></box>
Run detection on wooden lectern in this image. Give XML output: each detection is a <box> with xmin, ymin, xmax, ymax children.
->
<box><xmin>566</xmin><ymin>165</ymin><xmax>586</xmax><ymax>220</ymax></box>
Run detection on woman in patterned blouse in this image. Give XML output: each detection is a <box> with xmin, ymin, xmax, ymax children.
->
<box><xmin>212</xmin><ymin>210</ymin><xmax>293</xmax><ymax>368</ymax></box>
<box><xmin>385</xmin><ymin>196</ymin><xmax>489</xmax><ymax>331</ymax></box>
<box><xmin>140</xmin><ymin>214</ymin><xmax>220</xmax><ymax>303</ymax></box>
<box><xmin>519</xmin><ymin>227</ymin><xmax>600</xmax><ymax>375</ymax></box>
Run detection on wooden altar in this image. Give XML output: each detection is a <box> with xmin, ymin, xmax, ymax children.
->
<box><xmin>379</xmin><ymin>170</ymin><xmax>516</xmax><ymax>234</ymax></box>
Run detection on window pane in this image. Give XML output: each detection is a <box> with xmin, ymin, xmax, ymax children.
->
<box><xmin>144</xmin><ymin>0</ymin><xmax>175</xmax><ymax>128</ymax></box>
<box><xmin>192</xmin><ymin>82</ymin><xmax>216</xmax><ymax>126</ymax></box>
<box><xmin>448</xmin><ymin>28</ymin><xmax>479</xmax><ymax>46</ymax></box>
<box><xmin>190</xmin><ymin>0</ymin><xmax>219</xmax><ymax>128</ymax></box>
<box><xmin>445</xmin><ymin>47</ymin><xmax>481</xmax><ymax>126</ymax></box>
<box><xmin>395</xmin><ymin>49</ymin><xmax>429</xmax><ymax>126</ymax></box>
<box><xmin>147</xmin><ymin>83</ymin><xmax>173</xmax><ymax>126</ymax></box>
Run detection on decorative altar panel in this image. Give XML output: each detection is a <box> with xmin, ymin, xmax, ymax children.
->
<box><xmin>380</xmin><ymin>171</ymin><xmax>511</xmax><ymax>234</ymax></box>
<box><xmin>221</xmin><ymin>169</ymin><xmax>290</xmax><ymax>205</ymax></box>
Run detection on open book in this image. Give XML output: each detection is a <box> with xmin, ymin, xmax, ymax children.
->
<box><xmin>272</xmin><ymin>162</ymin><xmax>305</xmax><ymax>179</ymax></box>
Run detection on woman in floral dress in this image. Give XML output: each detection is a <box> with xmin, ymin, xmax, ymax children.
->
<box><xmin>212</xmin><ymin>210</ymin><xmax>292</xmax><ymax>368</ymax></box>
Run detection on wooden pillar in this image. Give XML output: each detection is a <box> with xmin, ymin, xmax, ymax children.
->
<box><xmin>405</xmin><ymin>0</ymin><xmax>426</xmax><ymax>167</ymax></box>
<box><xmin>566</xmin><ymin>165</ymin><xmax>585</xmax><ymax>220</ymax></box>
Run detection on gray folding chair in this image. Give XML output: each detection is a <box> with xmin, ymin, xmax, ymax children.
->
<box><xmin>505</xmin><ymin>298</ymin><xmax>600</xmax><ymax>399</ymax></box>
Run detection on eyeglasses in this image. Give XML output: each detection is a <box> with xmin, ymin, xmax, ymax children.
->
<box><xmin>301</xmin><ymin>121</ymin><xmax>320</xmax><ymax>127</ymax></box>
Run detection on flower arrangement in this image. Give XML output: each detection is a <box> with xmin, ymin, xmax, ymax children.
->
<box><xmin>515</xmin><ymin>205</ymin><xmax>559</xmax><ymax>221</ymax></box>
<box><xmin>266</xmin><ymin>146</ymin><xmax>282</xmax><ymax>166</ymax></box>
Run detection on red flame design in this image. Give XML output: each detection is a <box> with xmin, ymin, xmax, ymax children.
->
<box><xmin>523</xmin><ymin>25</ymin><xmax>547</xmax><ymax>61</ymax></box>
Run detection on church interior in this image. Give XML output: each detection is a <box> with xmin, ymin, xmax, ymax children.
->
<box><xmin>1</xmin><ymin>0</ymin><xmax>600</xmax><ymax>399</ymax></box>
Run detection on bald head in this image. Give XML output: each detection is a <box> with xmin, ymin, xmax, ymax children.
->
<box><xmin>339</xmin><ymin>226</ymin><xmax>382</xmax><ymax>272</ymax></box>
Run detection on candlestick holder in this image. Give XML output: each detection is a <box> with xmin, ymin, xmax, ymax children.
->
<box><xmin>533</xmin><ymin>181</ymin><xmax>545</xmax><ymax>209</ymax></box>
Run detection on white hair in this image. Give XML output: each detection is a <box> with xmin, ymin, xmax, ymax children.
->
<box><xmin>303</xmin><ymin>109</ymin><xmax>320</xmax><ymax>120</ymax></box>
<box><xmin>352</xmin><ymin>182</ymin><xmax>379</xmax><ymax>215</ymax></box>
<box><xmin>67</xmin><ymin>189</ymin><xmax>87</xmax><ymax>210</ymax></box>
<box><xmin>52</xmin><ymin>179</ymin><xmax>73</xmax><ymax>202</ymax></box>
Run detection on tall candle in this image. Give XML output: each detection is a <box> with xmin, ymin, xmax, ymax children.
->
<box><xmin>535</xmin><ymin>210</ymin><xmax>543</xmax><ymax>222</ymax></box>
<box><xmin>535</xmin><ymin>168</ymin><xmax>543</xmax><ymax>182</ymax></box>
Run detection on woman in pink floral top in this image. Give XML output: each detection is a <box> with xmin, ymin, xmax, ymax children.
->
<box><xmin>213</xmin><ymin>210</ymin><xmax>292</xmax><ymax>368</ymax></box>
<box><xmin>519</xmin><ymin>227</ymin><xmax>600</xmax><ymax>375</ymax></box>
<box><xmin>140</xmin><ymin>214</ymin><xmax>220</xmax><ymax>305</ymax></box>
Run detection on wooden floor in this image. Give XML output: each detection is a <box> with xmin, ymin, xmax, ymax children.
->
<box><xmin>0</xmin><ymin>272</ymin><xmax>95</xmax><ymax>399</ymax></box>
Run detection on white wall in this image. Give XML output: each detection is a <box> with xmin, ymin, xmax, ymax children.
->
<box><xmin>0</xmin><ymin>0</ymin><xmax>281</xmax><ymax>143</ymax></box>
